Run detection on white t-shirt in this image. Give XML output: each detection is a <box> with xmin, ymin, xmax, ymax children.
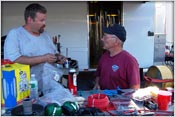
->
<box><xmin>4</xmin><ymin>26</ymin><xmax>58</xmax><ymax>92</ymax></box>
<box><xmin>4</xmin><ymin>26</ymin><xmax>57</xmax><ymax>61</ymax></box>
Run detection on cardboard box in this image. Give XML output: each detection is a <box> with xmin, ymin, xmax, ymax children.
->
<box><xmin>1</xmin><ymin>63</ymin><xmax>30</xmax><ymax>108</ymax></box>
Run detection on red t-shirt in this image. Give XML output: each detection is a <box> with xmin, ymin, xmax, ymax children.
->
<box><xmin>95</xmin><ymin>50</ymin><xmax>140</xmax><ymax>89</ymax></box>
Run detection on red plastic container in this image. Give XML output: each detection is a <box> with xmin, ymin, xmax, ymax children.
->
<box><xmin>87</xmin><ymin>94</ymin><xmax>109</xmax><ymax>109</ymax></box>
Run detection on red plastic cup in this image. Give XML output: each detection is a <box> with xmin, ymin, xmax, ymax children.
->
<box><xmin>157</xmin><ymin>90</ymin><xmax>172</xmax><ymax>110</ymax></box>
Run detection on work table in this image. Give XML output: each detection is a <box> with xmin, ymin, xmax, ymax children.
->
<box><xmin>76</xmin><ymin>89</ymin><xmax>174</xmax><ymax>116</ymax></box>
<box><xmin>2</xmin><ymin>88</ymin><xmax>174</xmax><ymax>116</ymax></box>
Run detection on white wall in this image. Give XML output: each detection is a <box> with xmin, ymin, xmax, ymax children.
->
<box><xmin>1</xmin><ymin>1</ymin><xmax>89</xmax><ymax>69</ymax></box>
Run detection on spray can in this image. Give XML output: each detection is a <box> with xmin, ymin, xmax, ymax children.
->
<box><xmin>68</xmin><ymin>68</ymin><xmax>77</xmax><ymax>95</ymax></box>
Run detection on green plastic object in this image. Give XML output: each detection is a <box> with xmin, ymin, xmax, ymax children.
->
<box><xmin>45</xmin><ymin>103</ymin><xmax>62</xmax><ymax>116</ymax></box>
<box><xmin>61</xmin><ymin>101</ymin><xmax>79</xmax><ymax>115</ymax></box>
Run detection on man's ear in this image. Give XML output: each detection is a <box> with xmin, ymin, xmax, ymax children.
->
<box><xmin>27</xmin><ymin>16</ymin><xmax>33</xmax><ymax>23</ymax></box>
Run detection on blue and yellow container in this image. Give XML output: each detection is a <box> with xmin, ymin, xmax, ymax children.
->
<box><xmin>1</xmin><ymin>62</ymin><xmax>30</xmax><ymax>109</ymax></box>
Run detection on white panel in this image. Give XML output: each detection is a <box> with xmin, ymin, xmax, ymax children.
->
<box><xmin>123</xmin><ymin>2</ymin><xmax>155</xmax><ymax>68</ymax></box>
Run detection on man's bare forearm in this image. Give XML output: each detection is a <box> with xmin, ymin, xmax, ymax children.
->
<box><xmin>14</xmin><ymin>53</ymin><xmax>66</xmax><ymax>66</ymax></box>
<box><xmin>14</xmin><ymin>55</ymin><xmax>47</xmax><ymax>66</ymax></box>
<box><xmin>130</xmin><ymin>84</ymin><xmax>140</xmax><ymax>90</ymax></box>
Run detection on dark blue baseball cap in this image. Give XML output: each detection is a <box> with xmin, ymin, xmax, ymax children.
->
<box><xmin>103</xmin><ymin>24</ymin><xmax>126</xmax><ymax>42</ymax></box>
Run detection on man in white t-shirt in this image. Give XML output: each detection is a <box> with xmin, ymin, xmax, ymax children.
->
<box><xmin>4</xmin><ymin>3</ymin><xmax>67</xmax><ymax>93</ymax></box>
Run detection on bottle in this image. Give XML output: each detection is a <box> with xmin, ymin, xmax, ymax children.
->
<box><xmin>64</xmin><ymin>59</ymin><xmax>69</xmax><ymax>68</ymax></box>
<box><xmin>68</xmin><ymin>68</ymin><xmax>77</xmax><ymax>95</ymax></box>
<box><xmin>30</xmin><ymin>74</ymin><xmax>38</xmax><ymax>101</ymax></box>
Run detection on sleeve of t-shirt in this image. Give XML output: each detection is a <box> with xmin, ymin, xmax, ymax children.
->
<box><xmin>4</xmin><ymin>29</ymin><xmax>22</xmax><ymax>61</ymax></box>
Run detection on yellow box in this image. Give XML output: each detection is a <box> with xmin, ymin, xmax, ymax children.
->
<box><xmin>1</xmin><ymin>63</ymin><xmax>30</xmax><ymax>108</ymax></box>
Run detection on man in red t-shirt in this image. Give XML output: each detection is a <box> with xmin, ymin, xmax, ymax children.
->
<box><xmin>93</xmin><ymin>24</ymin><xmax>140</xmax><ymax>90</ymax></box>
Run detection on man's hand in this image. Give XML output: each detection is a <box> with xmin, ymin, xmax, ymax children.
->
<box><xmin>55</xmin><ymin>54</ymin><xmax>67</xmax><ymax>64</ymax></box>
<box><xmin>43</xmin><ymin>53</ymin><xmax>57</xmax><ymax>63</ymax></box>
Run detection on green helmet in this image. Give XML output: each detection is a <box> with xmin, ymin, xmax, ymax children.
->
<box><xmin>45</xmin><ymin>103</ymin><xmax>62</xmax><ymax>116</ymax></box>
